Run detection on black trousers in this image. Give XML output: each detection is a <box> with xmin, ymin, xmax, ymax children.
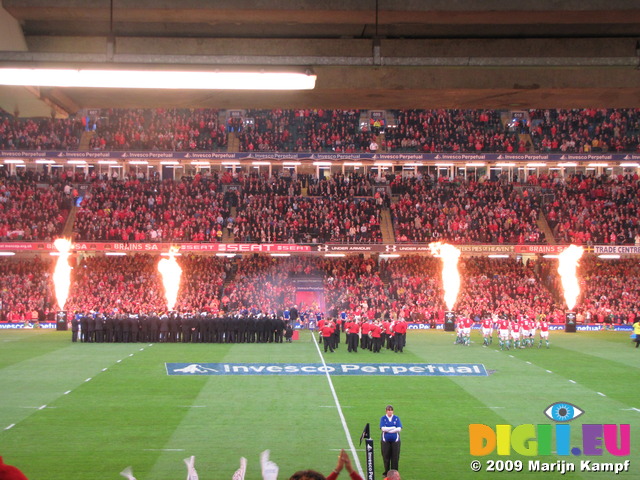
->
<box><xmin>348</xmin><ymin>333</ymin><xmax>359</xmax><ymax>352</ymax></box>
<box><xmin>381</xmin><ymin>440</ymin><xmax>400</xmax><ymax>474</ymax></box>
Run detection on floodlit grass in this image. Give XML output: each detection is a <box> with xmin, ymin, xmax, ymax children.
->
<box><xmin>0</xmin><ymin>329</ymin><xmax>638</xmax><ymax>479</ymax></box>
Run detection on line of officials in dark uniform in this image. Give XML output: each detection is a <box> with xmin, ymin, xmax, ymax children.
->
<box><xmin>71</xmin><ymin>311</ymin><xmax>291</xmax><ymax>344</ymax></box>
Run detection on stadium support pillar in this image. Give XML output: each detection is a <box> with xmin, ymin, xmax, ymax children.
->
<box><xmin>565</xmin><ymin>312</ymin><xmax>577</xmax><ymax>333</ymax></box>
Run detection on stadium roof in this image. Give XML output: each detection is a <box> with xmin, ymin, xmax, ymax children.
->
<box><xmin>1</xmin><ymin>0</ymin><xmax>640</xmax><ymax>117</ymax></box>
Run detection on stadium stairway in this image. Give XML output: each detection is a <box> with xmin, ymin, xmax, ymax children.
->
<box><xmin>227</xmin><ymin>131</ymin><xmax>240</xmax><ymax>151</ymax></box>
<box><xmin>537</xmin><ymin>214</ymin><xmax>557</xmax><ymax>244</ymax></box>
<box><xmin>519</xmin><ymin>133</ymin><xmax>534</xmax><ymax>151</ymax></box>
<box><xmin>78</xmin><ymin>130</ymin><xmax>96</xmax><ymax>150</ymax></box>
<box><xmin>223</xmin><ymin>206</ymin><xmax>236</xmax><ymax>242</ymax></box>
<box><xmin>380</xmin><ymin>208</ymin><xmax>395</xmax><ymax>243</ymax></box>
<box><xmin>62</xmin><ymin>202</ymin><xmax>77</xmax><ymax>238</ymax></box>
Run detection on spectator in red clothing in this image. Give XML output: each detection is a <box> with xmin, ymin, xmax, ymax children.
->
<box><xmin>289</xmin><ymin>449</ymin><xmax>363</xmax><ymax>480</ymax></box>
<box><xmin>0</xmin><ymin>456</ymin><xmax>29</xmax><ymax>480</ymax></box>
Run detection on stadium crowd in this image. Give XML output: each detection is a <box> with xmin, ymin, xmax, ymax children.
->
<box><xmin>544</xmin><ymin>172</ymin><xmax>640</xmax><ymax>245</ymax></box>
<box><xmin>2</xmin><ymin>107</ymin><xmax>640</xmax><ymax>154</ymax></box>
<box><xmin>457</xmin><ymin>256</ymin><xmax>565</xmax><ymax>323</ymax></box>
<box><xmin>0</xmin><ymin>251</ymin><xmax>636</xmax><ymax>331</ymax></box>
<box><xmin>65</xmin><ymin>254</ymin><xmax>167</xmax><ymax>315</ymax></box>
<box><xmin>527</xmin><ymin>108</ymin><xmax>640</xmax><ymax>154</ymax></box>
<box><xmin>1</xmin><ymin>107</ymin><xmax>640</xmax><ymax>330</ymax></box>
<box><xmin>381</xmin><ymin>109</ymin><xmax>521</xmax><ymax>153</ymax></box>
<box><xmin>545</xmin><ymin>255</ymin><xmax>640</xmax><ymax>325</ymax></box>
<box><xmin>0</xmin><ymin>154</ymin><xmax>638</xmax><ymax>247</ymax></box>
<box><xmin>86</xmin><ymin>108</ymin><xmax>228</xmax><ymax>152</ymax></box>
<box><xmin>234</xmin><ymin>193</ymin><xmax>383</xmax><ymax>244</ymax></box>
<box><xmin>0</xmin><ymin>113</ymin><xmax>82</xmax><ymax>150</ymax></box>
<box><xmin>0</xmin><ymin>177</ymin><xmax>69</xmax><ymax>241</ymax></box>
<box><xmin>238</xmin><ymin>108</ymin><xmax>366</xmax><ymax>153</ymax></box>
<box><xmin>73</xmin><ymin>175</ymin><xmax>232</xmax><ymax>243</ymax></box>
<box><xmin>0</xmin><ymin>257</ymin><xmax>56</xmax><ymax>324</ymax></box>
<box><xmin>390</xmin><ymin>177</ymin><xmax>544</xmax><ymax>244</ymax></box>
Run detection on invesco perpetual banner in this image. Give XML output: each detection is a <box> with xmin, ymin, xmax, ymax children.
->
<box><xmin>4</xmin><ymin>150</ymin><xmax>640</xmax><ymax>162</ymax></box>
<box><xmin>166</xmin><ymin>363</ymin><xmax>488</xmax><ymax>376</ymax></box>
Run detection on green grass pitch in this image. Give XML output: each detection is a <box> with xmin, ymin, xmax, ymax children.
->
<box><xmin>0</xmin><ymin>329</ymin><xmax>638</xmax><ymax>479</ymax></box>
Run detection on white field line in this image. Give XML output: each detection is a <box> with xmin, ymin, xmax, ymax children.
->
<box><xmin>312</xmin><ymin>334</ymin><xmax>364</xmax><ymax>477</ymax></box>
<box><xmin>3</xmin><ymin>346</ymin><xmax>153</xmax><ymax>434</ymax></box>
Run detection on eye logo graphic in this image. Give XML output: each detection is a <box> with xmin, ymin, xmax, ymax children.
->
<box><xmin>543</xmin><ymin>402</ymin><xmax>584</xmax><ymax>422</ymax></box>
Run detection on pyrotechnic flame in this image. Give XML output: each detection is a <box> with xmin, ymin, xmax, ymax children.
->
<box><xmin>429</xmin><ymin>242</ymin><xmax>461</xmax><ymax>311</ymax></box>
<box><xmin>158</xmin><ymin>246</ymin><xmax>182</xmax><ymax>311</ymax></box>
<box><xmin>557</xmin><ymin>244</ymin><xmax>584</xmax><ymax>311</ymax></box>
<box><xmin>52</xmin><ymin>238</ymin><xmax>72</xmax><ymax>310</ymax></box>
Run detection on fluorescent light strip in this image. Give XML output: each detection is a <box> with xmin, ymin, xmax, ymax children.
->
<box><xmin>0</xmin><ymin>68</ymin><xmax>317</xmax><ymax>90</ymax></box>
